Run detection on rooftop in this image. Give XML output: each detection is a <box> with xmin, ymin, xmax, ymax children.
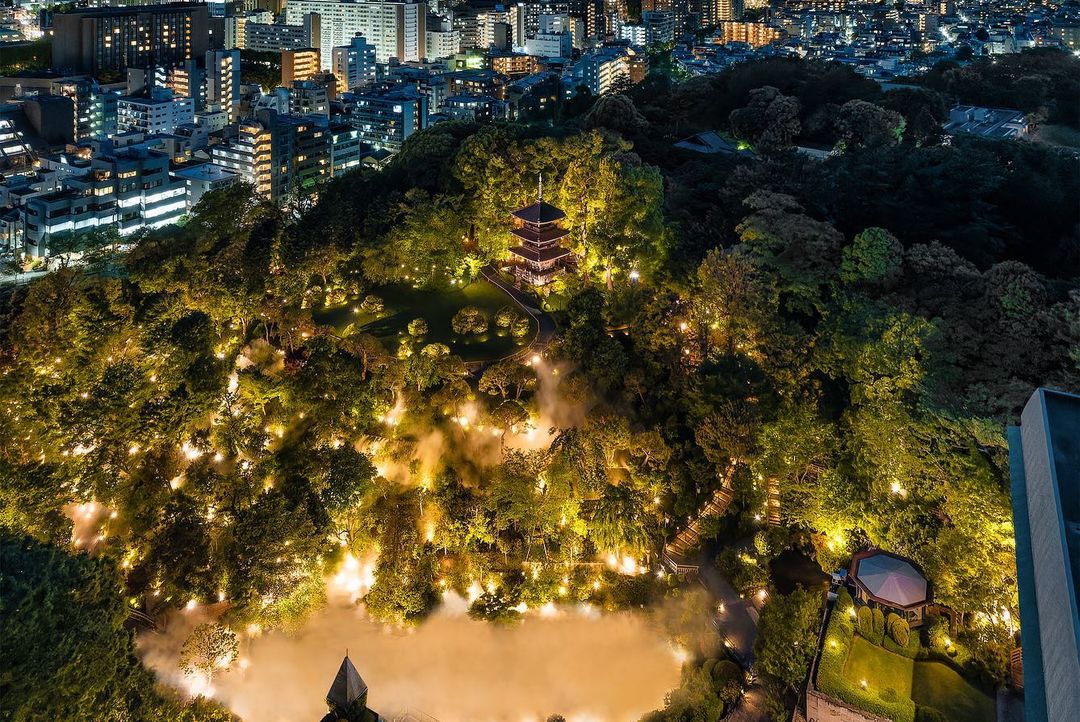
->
<box><xmin>850</xmin><ymin>550</ymin><xmax>929</xmax><ymax>609</ymax></box>
<box><xmin>512</xmin><ymin>200</ymin><xmax>565</xmax><ymax>225</ymax></box>
<box><xmin>173</xmin><ymin>163</ymin><xmax>238</xmax><ymax>182</ymax></box>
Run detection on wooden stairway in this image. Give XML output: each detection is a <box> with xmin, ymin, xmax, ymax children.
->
<box><xmin>663</xmin><ymin>485</ymin><xmax>735</xmax><ymax>573</ymax></box>
<box><xmin>766</xmin><ymin>476</ymin><xmax>781</xmax><ymax>527</ymax></box>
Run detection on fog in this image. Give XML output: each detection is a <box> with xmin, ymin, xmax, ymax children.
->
<box><xmin>144</xmin><ymin>594</ymin><xmax>681</xmax><ymax>722</ymax></box>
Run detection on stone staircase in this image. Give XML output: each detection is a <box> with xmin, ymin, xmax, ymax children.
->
<box><xmin>663</xmin><ymin>485</ymin><xmax>735</xmax><ymax>573</ymax></box>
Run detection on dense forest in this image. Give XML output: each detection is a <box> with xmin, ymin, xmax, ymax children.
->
<box><xmin>1</xmin><ymin>50</ymin><xmax>1077</xmax><ymax>721</ymax></box>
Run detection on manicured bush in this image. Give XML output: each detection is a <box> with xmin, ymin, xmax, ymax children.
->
<box><xmin>452</xmin><ymin>306</ymin><xmax>488</xmax><ymax>334</ymax></box>
<box><xmin>511</xmin><ymin>316</ymin><xmax>531</xmax><ymax>337</ymax></box>
<box><xmin>495</xmin><ymin>306</ymin><xmax>519</xmax><ymax>328</ymax></box>
<box><xmin>360</xmin><ymin>294</ymin><xmax>384</xmax><ymax>314</ymax></box>
<box><xmin>872</xmin><ymin>607</ymin><xmax>886</xmax><ymax>645</ymax></box>
<box><xmin>857</xmin><ymin>605</ymin><xmax>874</xmax><ymax>638</ymax></box>
<box><xmin>888</xmin><ymin>612</ymin><xmax>911</xmax><ymax>648</ymax></box>
<box><xmin>407</xmin><ymin>318</ymin><xmax>428</xmax><ymax>336</ymax></box>
<box><xmin>883</xmin><ymin>626</ymin><xmax>920</xmax><ymax>659</ymax></box>
<box><xmin>880</xmin><ymin>687</ymin><xmax>899</xmax><ymax>703</ymax></box>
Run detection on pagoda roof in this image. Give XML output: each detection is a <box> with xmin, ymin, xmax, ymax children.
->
<box><xmin>512</xmin><ymin>200</ymin><xmax>566</xmax><ymax>224</ymax></box>
<box><xmin>326</xmin><ymin>656</ymin><xmax>368</xmax><ymax>710</ymax></box>
<box><xmin>509</xmin><ymin>245</ymin><xmax>572</xmax><ymax>263</ymax></box>
<box><xmin>511</xmin><ymin>225</ymin><xmax>569</xmax><ymax>244</ymax></box>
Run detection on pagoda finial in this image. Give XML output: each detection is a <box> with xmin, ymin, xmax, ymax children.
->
<box><xmin>538</xmin><ymin>172</ymin><xmax>543</xmax><ymax>203</ymax></box>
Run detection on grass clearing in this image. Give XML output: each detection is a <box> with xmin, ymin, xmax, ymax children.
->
<box><xmin>844</xmin><ymin>635</ymin><xmax>914</xmax><ymax>700</ymax></box>
<box><xmin>911</xmin><ymin>660</ymin><xmax>995</xmax><ymax>722</ymax></box>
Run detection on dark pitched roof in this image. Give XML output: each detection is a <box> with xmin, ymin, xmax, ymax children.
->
<box><xmin>326</xmin><ymin>656</ymin><xmax>368</xmax><ymax>710</ymax></box>
<box><xmin>512</xmin><ymin>200</ymin><xmax>566</xmax><ymax>224</ymax></box>
<box><xmin>509</xmin><ymin>244</ymin><xmax>571</xmax><ymax>263</ymax></box>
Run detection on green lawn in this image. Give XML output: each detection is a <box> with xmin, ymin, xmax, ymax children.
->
<box><xmin>313</xmin><ymin>280</ymin><xmax>536</xmax><ymax>362</ymax></box>
<box><xmin>912</xmin><ymin>660</ymin><xmax>995</xmax><ymax>722</ymax></box>
<box><xmin>840</xmin><ymin>634</ymin><xmax>994</xmax><ymax>722</ymax></box>
<box><xmin>844</xmin><ymin>635</ymin><xmax>914</xmax><ymax>700</ymax></box>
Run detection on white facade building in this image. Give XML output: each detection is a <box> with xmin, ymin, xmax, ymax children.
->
<box><xmin>284</xmin><ymin>1</ymin><xmax>428</xmax><ymax>65</ymax></box>
<box><xmin>118</xmin><ymin>92</ymin><xmax>195</xmax><ymax>135</ymax></box>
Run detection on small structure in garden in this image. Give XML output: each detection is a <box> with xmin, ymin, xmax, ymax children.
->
<box><xmin>849</xmin><ymin>549</ymin><xmax>929</xmax><ymax>626</ymax></box>
<box><xmin>507</xmin><ymin>175</ymin><xmax>572</xmax><ymax>288</ymax></box>
<box><xmin>320</xmin><ymin>654</ymin><xmax>380</xmax><ymax>722</ymax></box>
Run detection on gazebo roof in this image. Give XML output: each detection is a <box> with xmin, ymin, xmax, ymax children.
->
<box><xmin>512</xmin><ymin>200</ymin><xmax>566</xmax><ymax>225</ymax></box>
<box><xmin>850</xmin><ymin>550</ymin><xmax>928</xmax><ymax>609</ymax></box>
<box><xmin>326</xmin><ymin>655</ymin><xmax>368</xmax><ymax>710</ymax></box>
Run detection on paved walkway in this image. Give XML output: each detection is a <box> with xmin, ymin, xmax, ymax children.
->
<box><xmin>696</xmin><ymin>540</ymin><xmax>760</xmax><ymax>669</ymax></box>
<box><xmin>480</xmin><ymin>266</ymin><xmax>557</xmax><ymax>348</ymax></box>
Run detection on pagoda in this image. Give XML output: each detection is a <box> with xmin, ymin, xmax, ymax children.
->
<box><xmin>507</xmin><ymin>176</ymin><xmax>572</xmax><ymax>287</ymax></box>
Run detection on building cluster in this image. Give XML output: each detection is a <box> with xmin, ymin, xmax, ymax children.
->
<box><xmin>648</xmin><ymin>0</ymin><xmax>1080</xmax><ymax>79</ymax></box>
<box><xmin>0</xmin><ymin>0</ymin><xmax>660</xmax><ymax>261</ymax></box>
<box><xmin>0</xmin><ymin>0</ymin><xmax>1067</xmax><ymax>261</ymax></box>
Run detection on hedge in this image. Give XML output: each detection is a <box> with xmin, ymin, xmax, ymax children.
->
<box><xmin>817</xmin><ymin>609</ymin><xmax>916</xmax><ymax>722</ymax></box>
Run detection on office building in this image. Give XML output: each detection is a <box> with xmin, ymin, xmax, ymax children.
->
<box><xmin>642</xmin><ymin>10</ymin><xmax>676</xmax><ymax>44</ymax></box>
<box><xmin>700</xmin><ymin>0</ymin><xmax>743</xmax><ymax>26</ymax></box>
<box><xmin>51</xmin><ymin>4</ymin><xmax>210</xmax><ymax>74</ymax></box>
<box><xmin>289</xmin><ymin>80</ymin><xmax>332</xmax><ymax>116</ymax></box>
<box><xmin>284</xmin><ymin>1</ymin><xmax>428</xmax><ymax>65</ymax></box>
<box><xmin>1009</xmin><ymin>388</ymin><xmax>1080</xmax><ymax>722</ymax></box>
<box><xmin>426</xmin><ymin>20</ymin><xmax>460</xmax><ymax>59</ymax></box>
<box><xmin>332</xmin><ymin>34</ymin><xmax>378</xmax><ymax>91</ymax></box>
<box><xmin>221</xmin><ymin>10</ymin><xmax>273</xmax><ymax>50</ymax></box>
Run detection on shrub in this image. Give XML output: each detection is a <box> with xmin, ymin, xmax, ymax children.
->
<box><xmin>408</xmin><ymin>318</ymin><xmax>428</xmax><ymax>336</ymax></box>
<box><xmin>880</xmin><ymin>687</ymin><xmax>898</xmax><ymax>703</ymax></box>
<box><xmin>360</xmin><ymin>294</ymin><xmax>384</xmax><ymax>314</ymax></box>
<box><xmin>511</xmin><ymin>317</ymin><xmax>531</xmax><ymax>337</ymax></box>
<box><xmin>452</xmin><ymin>306</ymin><xmax>488</xmax><ymax>334</ymax></box>
<box><xmin>889</xmin><ymin>614</ymin><xmax>911</xmax><ymax>647</ymax></box>
<box><xmin>495</xmin><ymin>306</ymin><xmax>520</xmax><ymax>328</ymax></box>
<box><xmin>857</xmin><ymin>605</ymin><xmax>874</xmax><ymax>638</ymax></box>
<box><xmin>713</xmin><ymin>659</ymin><xmax>744</xmax><ymax>706</ymax></box>
<box><xmin>872</xmin><ymin>607</ymin><xmax>886</xmax><ymax>645</ymax></box>
<box><xmin>916</xmin><ymin>706</ymin><xmax>948</xmax><ymax>722</ymax></box>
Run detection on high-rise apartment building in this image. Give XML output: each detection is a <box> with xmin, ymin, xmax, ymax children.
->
<box><xmin>284</xmin><ymin>1</ymin><xmax>428</xmax><ymax>65</ymax></box>
<box><xmin>282</xmin><ymin>48</ymin><xmax>322</xmax><ymax>86</ymax></box>
<box><xmin>205</xmin><ymin>49</ymin><xmax>241</xmax><ymax>119</ymax></box>
<box><xmin>332</xmin><ymin>34</ymin><xmax>377</xmax><ymax>91</ymax></box>
<box><xmin>243</xmin><ymin>13</ymin><xmax>322</xmax><ymax>52</ymax></box>
<box><xmin>211</xmin><ymin>118</ymin><xmax>272</xmax><ymax>198</ymax></box>
<box><xmin>1009</xmin><ymin>388</ymin><xmax>1080</xmax><ymax>722</ymax></box>
<box><xmin>52</xmin><ymin>4</ymin><xmax>210</xmax><ymax>74</ymax></box>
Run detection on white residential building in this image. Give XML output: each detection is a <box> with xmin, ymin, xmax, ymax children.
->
<box><xmin>117</xmin><ymin>91</ymin><xmax>195</xmax><ymax>135</ymax></box>
<box><xmin>284</xmin><ymin>0</ymin><xmax>428</xmax><ymax>65</ymax></box>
